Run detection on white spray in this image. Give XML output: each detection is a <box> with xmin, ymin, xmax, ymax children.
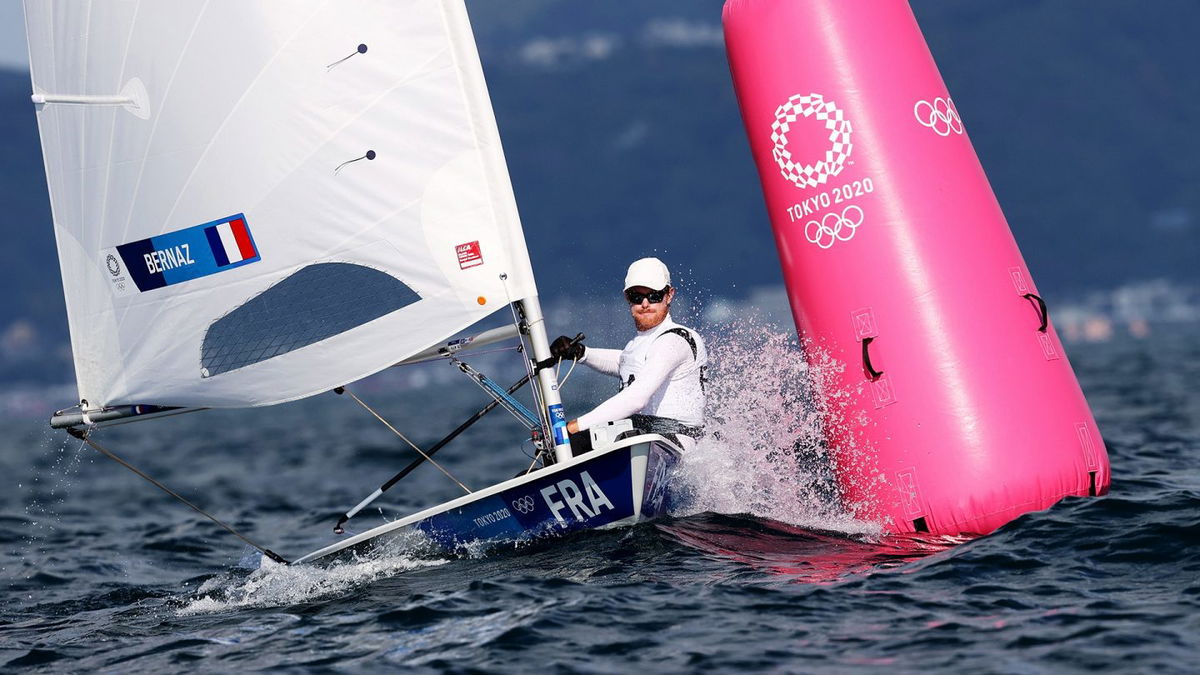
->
<box><xmin>674</xmin><ymin>321</ymin><xmax>881</xmax><ymax>535</ymax></box>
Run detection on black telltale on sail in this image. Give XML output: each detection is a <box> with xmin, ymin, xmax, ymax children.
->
<box><xmin>334</xmin><ymin>150</ymin><xmax>376</xmax><ymax>175</ymax></box>
<box><xmin>327</xmin><ymin>43</ymin><xmax>369</xmax><ymax>70</ymax></box>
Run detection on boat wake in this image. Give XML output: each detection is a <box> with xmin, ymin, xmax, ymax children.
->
<box><xmin>177</xmin><ymin>535</ymin><xmax>448</xmax><ymax>616</ymax></box>
<box><xmin>674</xmin><ymin>323</ymin><xmax>879</xmax><ymax>535</ymax></box>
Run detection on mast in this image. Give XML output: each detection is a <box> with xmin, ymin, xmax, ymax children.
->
<box><xmin>516</xmin><ymin>296</ymin><xmax>573</xmax><ymax>462</ymax></box>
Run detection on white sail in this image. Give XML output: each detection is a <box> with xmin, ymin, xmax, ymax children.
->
<box><xmin>24</xmin><ymin>0</ymin><xmax>539</xmax><ymax>409</ymax></box>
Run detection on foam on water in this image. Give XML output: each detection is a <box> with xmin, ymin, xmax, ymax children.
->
<box><xmin>178</xmin><ymin>534</ymin><xmax>449</xmax><ymax>615</ymax></box>
<box><xmin>676</xmin><ymin>322</ymin><xmax>881</xmax><ymax>536</ymax></box>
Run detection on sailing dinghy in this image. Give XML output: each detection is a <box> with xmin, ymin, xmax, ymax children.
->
<box><xmin>25</xmin><ymin>0</ymin><xmax>682</xmax><ymax>564</ymax></box>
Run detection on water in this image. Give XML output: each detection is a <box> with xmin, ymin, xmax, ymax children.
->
<box><xmin>1</xmin><ymin>326</ymin><xmax>1197</xmax><ymax>672</ymax></box>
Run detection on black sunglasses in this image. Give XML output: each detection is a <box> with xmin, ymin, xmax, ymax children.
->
<box><xmin>625</xmin><ymin>287</ymin><xmax>670</xmax><ymax>305</ymax></box>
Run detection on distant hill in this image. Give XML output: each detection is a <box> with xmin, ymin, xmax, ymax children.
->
<box><xmin>0</xmin><ymin>0</ymin><xmax>1196</xmax><ymax>385</ymax></box>
<box><xmin>0</xmin><ymin>72</ymin><xmax>69</xmax><ymax>382</ymax></box>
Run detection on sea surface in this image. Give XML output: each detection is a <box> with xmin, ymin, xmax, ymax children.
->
<box><xmin>0</xmin><ymin>326</ymin><xmax>1197</xmax><ymax>672</ymax></box>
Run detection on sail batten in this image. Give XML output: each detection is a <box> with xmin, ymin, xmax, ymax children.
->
<box><xmin>26</xmin><ymin>0</ymin><xmax>539</xmax><ymax>409</ymax></box>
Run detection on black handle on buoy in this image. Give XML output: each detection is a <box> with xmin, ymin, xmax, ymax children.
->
<box><xmin>862</xmin><ymin>336</ymin><xmax>883</xmax><ymax>381</ymax></box>
<box><xmin>1023</xmin><ymin>293</ymin><xmax>1049</xmax><ymax>332</ymax></box>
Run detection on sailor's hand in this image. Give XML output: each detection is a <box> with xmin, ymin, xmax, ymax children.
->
<box><xmin>567</xmin><ymin>419</ymin><xmax>580</xmax><ymax>434</ymax></box>
<box><xmin>550</xmin><ymin>335</ymin><xmax>585</xmax><ymax>361</ymax></box>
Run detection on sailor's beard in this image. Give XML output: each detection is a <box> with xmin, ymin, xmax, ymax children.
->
<box><xmin>632</xmin><ymin>303</ymin><xmax>669</xmax><ymax>332</ymax></box>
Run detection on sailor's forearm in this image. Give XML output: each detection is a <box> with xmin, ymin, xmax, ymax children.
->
<box><xmin>580</xmin><ymin>347</ymin><xmax>621</xmax><ymax>375</ymax></box>
<box><xmin>575</xmin><ymin>382</ymin><xmax>654</xmax><ymax>431</ymax></box>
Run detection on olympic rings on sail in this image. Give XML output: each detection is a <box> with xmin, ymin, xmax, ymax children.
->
<box><xmin>771</xmin><ymin>93</ymin><xmax>853</xmax><ymax>190</ymax></box>
<box><xmin>805</xmin><ymin>205</ymin><xmax>864</xmax><ymax>249</ymax></box>
<box><xmin>511</xmin><ymin>495</ymin><xmax>536</xmax><ymax>514</ymax></box>
<box><xmin>914</xmin><ymin>97</ymin><xmax>963</xmax><ymax>136</ymax></box>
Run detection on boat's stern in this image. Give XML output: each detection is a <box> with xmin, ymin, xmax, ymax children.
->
<box><xmin>585</xmin><ymin>419</ymin><xmax>682</xmax><ymax>524</ymax></box>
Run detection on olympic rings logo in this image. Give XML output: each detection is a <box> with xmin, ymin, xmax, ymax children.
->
<box><xmin>511</xmin><ymin>496</ymin><xmax>536</xmax><ymax>514</ymax></box>
<box><xmin>914</xmin><ymin>97</ymin><xmax>963</xmax><ymax>136</ymax></box>
<box><xmin>805</xmin><ymin>205</ymin><xmax>864</xmax><ymax>249</ymax></box>
<box><xmin>771</xmin><ymin>93</ymin><xmax>853</xmax><ymax>190</ymax></box>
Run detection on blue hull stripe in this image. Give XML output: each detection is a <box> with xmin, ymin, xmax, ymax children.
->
<box><xmin>413</xmin><ymin>444</ymin><xmax>678</xmax><ymax>551</ymax></box>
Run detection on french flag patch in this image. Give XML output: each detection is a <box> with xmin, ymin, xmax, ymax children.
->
<box><xmin>204</xmin><ymin>216</ymin><xmax>258</xmax><ymax>266</ymax></box>
<box><xmin>104</xmin><ymin>213</ymin><xmax>263</xmax><ymax>296</ymax></box>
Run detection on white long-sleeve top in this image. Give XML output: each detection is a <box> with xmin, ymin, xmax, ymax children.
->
<box><xmin>575</xmin><ymin>316</ymin><xmax>706</xmax><ymax>432</ymax></box>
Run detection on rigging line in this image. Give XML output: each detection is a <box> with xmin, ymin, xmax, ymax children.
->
<box><xmin>509</xmin><ymin>325</ymin><xmax>544</xmax><ymax>422</ymax></box>
<box><xmin>65</xmin><ymin>427</ymin><xmax>289</xmax><ymax>564</ymax></box>
<box><xmin>333</xmin><ymin>372</ymin><xmax>532</xmax><ymax>533</ymax></box>
<box><xmin>500</xmin><ymin>275</ymin><xmax>550</xmax><ymax>434</ymax></box>
<box><xmin>557</xmin><ymin>357</ymin><xmax>580</xmax><ymax>389</ymax></box>
<box><xmin>559</xmin><ymin>359</ymin><xmax>577</xmax><ymax>387</ymax></box>
<box><xmin>393</xmin><ymin>344</ymin><xmax>521</xmax><ymax>367</ymax></box>
<box><xmin>337</xmin><ymin>387</ymin><xmax>471</xmax><ymax>494</ymax></box>
<box><xmin>501</xmin><ymin>275</ymin><xmax>531</xmax><ymax>370</ymax></box>
<box><xmin>452</xmin><ymin>359</ymin><xmax>540</xmax><ymax>429</ymax></box>
<box><xmin>523</xmin><ymin>450</ymin><xmax>544</xmax><ymax>476</ymax></box>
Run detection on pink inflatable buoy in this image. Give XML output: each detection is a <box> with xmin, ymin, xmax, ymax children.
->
<box><xmin>722</xmin><ymin>0</ymin><xmax>1110</xmax><ymax>535</ymax></box>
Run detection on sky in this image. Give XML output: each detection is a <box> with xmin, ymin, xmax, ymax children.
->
<box><xmin>1</xmin><ymin>3</ymin><xmax>28</xmax><ymax>71</ymax></box>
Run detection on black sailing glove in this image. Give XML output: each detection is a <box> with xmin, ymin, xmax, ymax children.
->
<box><xmin>550</xmin><ymin>335</ymin><xmax>585</xmax><ymax>361</ymax></box>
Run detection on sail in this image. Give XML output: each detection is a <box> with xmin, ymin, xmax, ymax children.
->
<box><xmin>24</xmin><ymin>0</ymin><xmax>539</xmax><ymax>409</ymax></box>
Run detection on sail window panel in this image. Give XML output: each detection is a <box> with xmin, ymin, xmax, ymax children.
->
<box><xmin>200</xmin><ymin>262</ymin><xmax>419</xmax><ymax>377</ymax></box>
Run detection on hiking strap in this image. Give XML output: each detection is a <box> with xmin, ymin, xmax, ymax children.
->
<box><xmin>619</xmin><ymin>326</ymin><xmax>706</xmax><ymax>393</ymax></box>
<box><xmin>658</xmin><ymin>327</ymin><xmax>698</xmax><ymax>359</ymax></box>
<box><xmin>656</xmin><ymin>326</ymin><xmax>707</xmax><ymax>393</ymax></box>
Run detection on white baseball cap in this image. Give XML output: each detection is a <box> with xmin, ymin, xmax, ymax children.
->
<box><xmin>623</xmin><ymin>257</ymin><xmax>671</xmax><ymax>291</ymax></box>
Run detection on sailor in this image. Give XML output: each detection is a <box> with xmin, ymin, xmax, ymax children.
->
<box><xmin>550</xmin><ymin>257</ymin><xmax>707</xmax><ymax>451</ymax></box>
